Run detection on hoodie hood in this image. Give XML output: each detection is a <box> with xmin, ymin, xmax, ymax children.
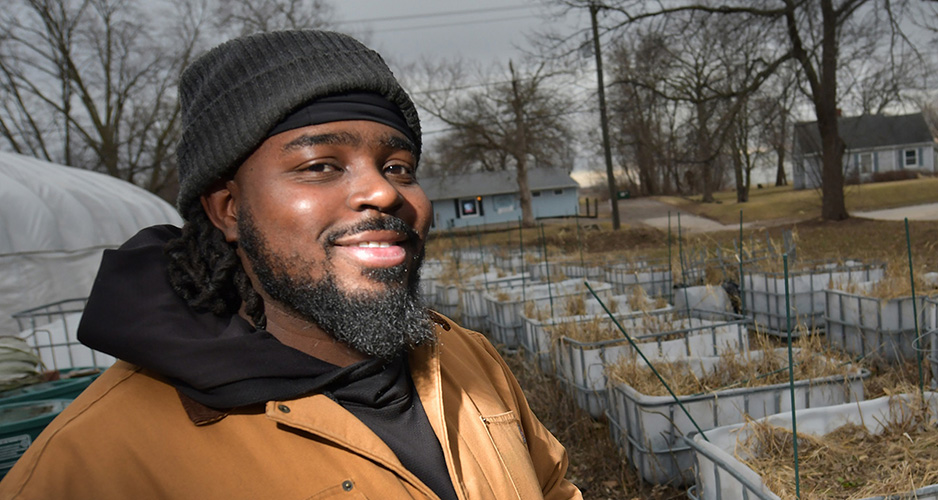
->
<box><xmin>77</xmin><ymin>225</ymin><xmax>389</xmax><ymax>409</ymax></box>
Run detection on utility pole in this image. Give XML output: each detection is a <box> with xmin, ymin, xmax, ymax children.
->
<box><xmin>590</xmin><ymin>1</ymin><xmax>620</xmax><ymax>230</ymax></box>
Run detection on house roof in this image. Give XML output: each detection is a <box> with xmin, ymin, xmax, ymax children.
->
<box><xmin>794</xmin><ymin>112</ymin><xmax>934</xmax><ymax>156</ymax></box>
<box><xmin>421</xmin><ymin>167</ymin><xmax>579</xmax><ymax>201</ymax></box>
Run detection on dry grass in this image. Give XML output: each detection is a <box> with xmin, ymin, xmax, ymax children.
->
<box><xmin>429</xmin><ymin>204</ymin><xmax>938</xmax><ymax>499</ymax></box>
<box><xmin>740</xmin><ymin>393</ymin><xmax>938</xmax><ymax>500</ymax></box>
<box><xmin>832</xmin><ymin>254</ymin><xmax>938</xmax><ymax>300</ymax></box>
<box><xmin>545</xmin><ymin>292</ymin><xmax>678</xmax><ymax>345</ymax></box>
<box><xmin>503</xmin><ymin>351</ymin><xmax>685</xmax><ymax>499</ymax></box>
<box><xmin>605</xmin><ymin>334</ymin><xmax>855</xmax><ymax>397</ymax></box>
<box><xmin>566</xmin><ymin>295</ymin><xmax>587</xmax><ymax>316</ymax></box>
<box><xmin>548</xmin><ymin>316</ymin><xmax>618</xmax><ymax>344</ymax></box>
<box><xmin>863</xmin><ymin>361</ymin><xmax>932</xmax><ymax>400</ymax></box>
<box><xmin>525</xmin><ymin>294</ymin><xmax>589</xmax><ymax>321</ymax></box>
<box><xmin>435</xmin><ymin>261</ymin><xmax>485</xmax><ymax>286</ymax></box>
<box><xmin>547</xmin><ymin>311</ymin><xmax>717</xmax><ymax>346</ymax></box>
<box><xmin>657</xmin><ymin>177</ymin><xmax>938</xmax><ymax>224</ymax></box>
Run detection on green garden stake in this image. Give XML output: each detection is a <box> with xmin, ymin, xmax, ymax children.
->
<box><xmin>905</xmin><ymin>218</ymin><xmax>925</xmax><ymax>400</ymax></box>
<box><xmin>585</xmin><ymin>282</ymin><xmax>709</xmax><ymax>442</ymax></box>
<box><xmin>576</xmin><ymin>212</ymin><xmax>585</xmax><ymax>272</ymax></box>
<box><xmin>668</xmin><ymin>212</ymin><xmax>673</xmax><ymax>304</ymax></box>
<box><xmin>519</xmin><ymin>217</ymin><xmax>526</xmax><ymax>304</ymax></box>
<box><xmin>739</xmin><ymin>209</ymin><xmax>746</xmax><ymax>314</ymax></box>
<box><xmin>677</xmin><ymin>213</ymin><xmax>692</xmax><ymax>320</ymax></box>
<box><xmin>783</xmin><ymin>253</ymin><xmax>801</xmax><ymax>499</ymax></box>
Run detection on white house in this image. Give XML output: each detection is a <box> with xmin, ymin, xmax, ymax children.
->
<box><xmin>792</xmin><ymin>112</ymin><xmax>937</xmax><ymax>189</ymax></box>
<box><xmin>421</xmin><ymin>167</ymin><xmax>580</xmax><ymax>231</ymax></box>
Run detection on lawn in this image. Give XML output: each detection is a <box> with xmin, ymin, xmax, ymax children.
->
<box><xmin>656</xmin><ymin>177</ymin><xmax>938</xmax><ymax>224</ymax></box>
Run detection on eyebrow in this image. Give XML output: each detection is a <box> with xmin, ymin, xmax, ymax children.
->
<box><xmin>281</xmin><ymin>130</ymin><xmax>417</xmax><ymax>156</ymax></box>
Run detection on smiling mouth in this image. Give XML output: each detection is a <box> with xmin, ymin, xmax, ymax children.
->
<box><xmin>354</xmin><ymin>241</ymin><xmax>395</xmax><ymax>248</ymax></box>
<box><xmin>326</xmin><ymin>216</ymin><xmax>422</xmax><ymax>270</ymax></box>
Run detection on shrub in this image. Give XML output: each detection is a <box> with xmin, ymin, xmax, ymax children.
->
<box><xmin>871</xmin><ymin>169</ymin><xmax>920</xmax><ymax>183</ymax></box>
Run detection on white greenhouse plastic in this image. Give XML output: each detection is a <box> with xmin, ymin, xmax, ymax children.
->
<box><xmin>0</xmin><ymin>151</ymin><xmax>182</xmax><ymax>337</ymax></box>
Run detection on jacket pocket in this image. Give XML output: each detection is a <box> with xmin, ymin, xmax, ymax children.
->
<box><xmin>305</xmin><ymin>479</ymin><xmax>369</xmax><ymax>500</ymax></box>
<box><xmin>481</xmin><ymin>411</ymin><xmax>543</xmax><ymax>499</ymax></box>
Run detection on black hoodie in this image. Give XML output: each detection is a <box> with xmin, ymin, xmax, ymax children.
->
<box><xmin>77</xmin><ymin>225</ymin><xmax>458</xmax><ymax>500</ymax></box>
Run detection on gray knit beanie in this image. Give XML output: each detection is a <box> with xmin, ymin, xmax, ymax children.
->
<box><xmin>175</xmin><ymin>30</ymin><xmax>421</xmax><ymax>218</ymax></box>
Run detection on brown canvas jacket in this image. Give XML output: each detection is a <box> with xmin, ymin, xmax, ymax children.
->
<box><xmin>0</xmin><ymin>315</ymin><xmax>582</xmax><ymax>500</ymax></box>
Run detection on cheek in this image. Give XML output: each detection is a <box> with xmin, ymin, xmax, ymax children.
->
<box><xmin>256</xmin><ymin>187</ymin><xmax>328</xmax><ymax>227</ymax></box>
<box><xmin>406</xmin><ymin>189</ymin><xmax>433</xmax><ymax>237</ymax></box>
<box><xmin>290</xmin><ymin>198</ymin><xmax>316</xmax><ymax>214</ymax></box>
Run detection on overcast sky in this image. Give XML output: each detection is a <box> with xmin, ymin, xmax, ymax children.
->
<box><xmin>329</xmin><ymin>2</ymin><xmax>610</xmax><ymax>183</ymax></box>
<box><xmin>331</xmin><ymin>1</ymin><xmax>586</xmax><ymax>68</ymax></box>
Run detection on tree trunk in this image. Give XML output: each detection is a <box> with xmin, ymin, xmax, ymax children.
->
<box><xmin>817</xmin><ymin>0</ymin><xmax>848</xmax><ymax>221</ymax></box>
<box><xmin>817</xmin><ymin>113</ymin><xmax>847</xmax><ymax>220</ymax></box>
<box><xmin>696</xmin><ymin>100</ymin><xmax>715</xmax><ymax>202</ymax></box>
<box><xmin>775</xmin><ymin>143</ymin><xmax>788</xmax><ymax>186</ymax></box>
<box><xmin>636</xmin><ymin>127</ymin><xmax>657</xmax><ymax>195</ymax></box>
<box><xmin>775</xmin><ymin>101</ymin><xmax>789</xmax><ymax>186</ymax></box>
<box><xmin>733</xmin><ymin>152</ymin><xmax>747</xmax><ymax>202</ymax></box>
<box><xmin>510</xmin><ymin>61</ymin><xmax>536</xmax><ymax>228</ymax></box>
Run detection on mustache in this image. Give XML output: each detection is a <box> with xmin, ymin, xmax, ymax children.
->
<box><xmin>326</xmin><ymin>216</ymin><xmax>420</xmax><ymax>245</ymax></box>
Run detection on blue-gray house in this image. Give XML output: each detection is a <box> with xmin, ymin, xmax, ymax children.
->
<box><xmin>792</xmin><ymin>112</ymin><xmax>937</xmax><ymax>189</ymax></box>
<box><xmin>421</xmin><ymin>168</ymin><xmax>580</xmax><ymax>231</ymax></box>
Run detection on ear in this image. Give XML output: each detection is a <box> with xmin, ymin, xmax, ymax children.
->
<box><xmin>201</xmin><ymin>180</ymin><xmax>240</xmax><ymax>243</ymax></box>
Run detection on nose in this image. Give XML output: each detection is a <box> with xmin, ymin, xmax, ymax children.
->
<box><xmin>348</xmin><ymin>166</ymin><xmax>404</xmax><ymax>213</ymax></box>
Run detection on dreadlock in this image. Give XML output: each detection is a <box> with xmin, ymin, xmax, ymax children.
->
<box><xmin>164</xmin><ymin>205</ymin><xmax>267</xmax><ymax>329</ymax></box>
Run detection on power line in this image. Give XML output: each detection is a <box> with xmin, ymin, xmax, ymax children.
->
<box><xmin>421</xmin><ymin>105</ymin><xmax>601</xmax><ymax>136</ymax></box>
<box><xmin>345</xmin><ymin>14</ymin><xmax>538</xmax><ymax>35</ymax></box>
<box><xmin>411</xmin><ymin>71</ymin><xmax>593</xmax><ymax>96</ymax></box>
<box><xmin>336</xmin><ymin>4</ymin><xmax>535</xmax><ymax>25</ymax></box>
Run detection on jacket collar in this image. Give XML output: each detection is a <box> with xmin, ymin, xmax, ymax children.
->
<box><xmin>176</xmin><ymin>312</ymin><xmax>453</xmax><ymax>425</ymax></box>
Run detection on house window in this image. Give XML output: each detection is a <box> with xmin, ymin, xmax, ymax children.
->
<box><xmin>859</xmin><ymin>153</ymin><xmax>873</xmax><ymax>174</ymax></box>
<box><xmin>904</xmin><ymin>149</ymin><xmax>918</xmax><ymax>167</ymax></box>
<box><xmin>460</xmin><ymin>197</ymin><xmax>483</xmax><ymax>217</ymax></box>
<box><xmin>461</xmin><ymin>199</ymin><xmax>478</xmax><ymax>216</ymax></box>
<box><xmin>532</xmin><ymin>191</ymin><xmax>541</xmax><ymax>197</ymax></box>
<box><xmin>554</xmin><ymin>189</ymin><xmax>563</xmax><ymax>195</ymax></box>
<box><xmin>493</xmin><ymin>194</ymin><xmax>516</xmax><ymax>214</ymax></box>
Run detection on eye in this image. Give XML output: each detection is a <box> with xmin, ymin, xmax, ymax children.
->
<box><xmin>299</xmin><ymin>162</ymin><xmax>340</xmax><ymax>174</ymax></box>
<box><xmin>384</xmin><ymin>163</ymin><xmax>416</xmax><ymax>181</ymax></box>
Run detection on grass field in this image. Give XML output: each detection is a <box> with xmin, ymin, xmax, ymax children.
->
<box><xmin>656</xmin><ymin>177</ymin><xmax>938</xmax><ymax>224</ymax></box>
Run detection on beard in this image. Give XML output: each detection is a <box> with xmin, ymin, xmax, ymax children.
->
<box><xmin>237</xmin><ymin>209</ymin><xmax>435</xmax><ymax>361</ymax></box>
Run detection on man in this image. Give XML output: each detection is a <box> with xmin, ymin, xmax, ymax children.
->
<box><xmin>0</xmin><ymin>30</ymin><xmax>581</xmax><ymax>499</ymax></box>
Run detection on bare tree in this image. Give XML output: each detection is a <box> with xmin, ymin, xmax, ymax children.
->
<box><xmin>607</xmin><ymin>32</ymin><xmax>674</xmax><ymax>196</ymax></box>
<box><xmin>211</xmin><ymin>0</ymin><xmax>334</xmax><ymax>38</ymax></box>
<box><xmin>0</xmin><ymin>0</ymin><xmax>208</xmax><ymax>196</ymax></box>
<box><xmin>564</xmin><ymin>0</ymin><xmax>927</xmax><ymax>221</ymax></box>
<box><xmin>605</xmin><ymin>10</ymin><xmax>783</xmax><ymax>202</ymax></box>
<box><xmin>0</xmin><ymin>0</ymin><xmax>334</xmax><ymax>200</ymax></box>
<box><xmin>750</xmin><ymin>65</ymin><xmax>800</xmax><ymax>187</ymax></box>
<box><xmin>415</xmin><ymin>59</ymin><xmax>578</xmax><ymax>227</ymax></box>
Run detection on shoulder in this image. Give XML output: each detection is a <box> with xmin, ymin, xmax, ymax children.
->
<box><xmin>429</xmin><ymin>310</ymin><xmax>505</xmax><ymax>365</ymax></box>
<box><xmin>425</xmin><ymin>311</ymin><xmax>522</xmax><ymax>404</ymax></box>
<box><xmin>0</xmin><ymin>362</ymin><xmax>184</xmax><ymax>497</ymax></box>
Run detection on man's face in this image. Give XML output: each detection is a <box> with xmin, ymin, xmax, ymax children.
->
<box><xmin>222</xmin><ymin>120</ymin><xmax>434</xmax><ymax>359</ymax></box>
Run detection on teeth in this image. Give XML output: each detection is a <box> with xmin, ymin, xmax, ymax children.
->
<box><xmin>356</xmin><ymin>241</ymin><xmax>391</xmax><ymax>248</ymax></box>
